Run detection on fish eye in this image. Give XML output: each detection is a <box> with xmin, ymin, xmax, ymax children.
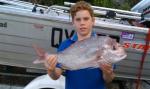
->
<box><xmin>113</xmin><ymin>46</ymin><xmax>116</xmax><ymax>50</ymax></box>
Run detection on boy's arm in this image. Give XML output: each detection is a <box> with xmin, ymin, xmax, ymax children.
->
<box><xmin>45</xmin><ymin>55</ymin><xmax>62</xmax><ymax>80</ymax></box>
<box><xmin>47</xmin><ymin>67</ymin><xmax>63</xmax><ymax>80</ymax></box>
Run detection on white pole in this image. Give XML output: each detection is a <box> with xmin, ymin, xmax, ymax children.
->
<box><xmin>64</xmin><ymin>2</ymin><xmax>141</xmax><ymax>16</ymax></box>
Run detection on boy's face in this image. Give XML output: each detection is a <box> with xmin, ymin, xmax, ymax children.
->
<box><xmin>72</xmin><ymin>10</ymin><xmax>95</xmax><ymax>36</ymax></box>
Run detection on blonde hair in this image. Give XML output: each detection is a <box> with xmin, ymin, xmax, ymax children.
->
<box><xmin>70</xmin><ymin>1</ymin><xmax>94</xmax><ymax>19</ymax></box>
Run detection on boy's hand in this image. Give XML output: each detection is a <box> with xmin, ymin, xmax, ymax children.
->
<box><xmin>99</xmin><ymin>63</ymin><xmax>115</xmax><ymax>83</ymax></box>
<box><xmin>44</xmin><ymin>54</ymin><xmax>57</xmax><ymax>73</ymax></box>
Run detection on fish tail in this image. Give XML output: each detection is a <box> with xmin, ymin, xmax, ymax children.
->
<box><xmin>32</xmin><ymin>44</ymin><xmax>49</xmax><ymax>64</ymax></box>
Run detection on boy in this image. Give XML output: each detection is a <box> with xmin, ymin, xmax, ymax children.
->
<box><xmin>45</xmin><ymin>1</ymin><xmax>115</xmax><ymax>89</ymax></box>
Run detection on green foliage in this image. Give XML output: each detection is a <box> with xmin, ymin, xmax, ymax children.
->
<box><xmin>119</xmin><ymin>2</ymin><xmax>131</xmax><ymax>10</ymax></box>
<box><xmin>33</xmin><ymin>0</ymin><xmax>137</xmax><ymax>10</ymax></box>
<box><xmin>87</xmin><ymin>0</ymin><xmax>133</xmax><ymax>10</ymax></box>
<box><xmin>37</xmin><ymin>0</ymin><xmax>64</xmax><ymax>6</ymax></box>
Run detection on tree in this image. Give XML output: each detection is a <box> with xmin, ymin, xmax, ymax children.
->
<box><xmin>25</xmin><ymin>0</ymin><xmax>139</xmax><ymax>10</ymax></box>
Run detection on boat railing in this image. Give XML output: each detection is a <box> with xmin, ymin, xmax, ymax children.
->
<box><xmin>0</xmin><ymin>0</ymin><xmax>48</xmax><ymax>13</ymax></box>
<box><xmin>64</xmin><ymin>2</ymin><xmax>150</xmax><ymax>21</ymax></box>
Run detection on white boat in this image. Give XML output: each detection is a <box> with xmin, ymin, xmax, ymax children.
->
<box><xmin>24</xmin><ymin>74</ymin><xmax>65</xmax><ymax>89</ymax></box>
<box><xmin>131</xmin><ymin>0</ymin><xmax>150</xmax><ymax>17</ymax></box>
<box><xmin>0</xmin><ymin>1</ymin><xmax>150</xmax><ymax>82</ymax></box>
<box><xmin>0</xmin><ymin>0</ymin><xmax>48</xmax><ymax>14</ymax></box>
<box><xmin>131</xmin><ymin>0</ymin><xmax>150</xmax><ymax>27</ymax></box>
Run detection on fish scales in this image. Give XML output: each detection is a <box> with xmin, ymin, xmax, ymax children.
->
<box><xmin>33</xmin><ymin>36</ymin><xmax>127</xmax><ymax>70</ymax></box>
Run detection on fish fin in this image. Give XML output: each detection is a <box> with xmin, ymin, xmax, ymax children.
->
<box><xmin>33</xmin><ymin>58</ymin><xmax>45</xmax><ymax>64</ymax></box>
<box><xmin>32</xmin><ymin>44</ymin><xmax>49</xmax><ymax>64</ymax></box>
<box><xmin>61</xmin><ymin>66</ymin><xmax>70</xmax><ymax>70</ymax></box>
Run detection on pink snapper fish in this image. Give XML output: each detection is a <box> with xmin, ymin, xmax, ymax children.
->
<box><xmin>33</xmin><ymin>36</ymin><xmax>127</xmax><ymax>70</ymax></box>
